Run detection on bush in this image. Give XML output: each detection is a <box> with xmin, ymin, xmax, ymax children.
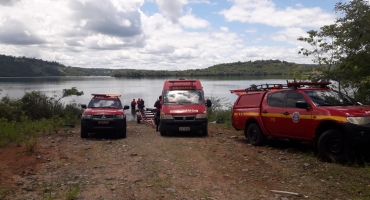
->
<box><xmin>21</xmin><ymin>91</ymin><xmax>53</xmax><ymax>120</ymax></box>
<box><xmin>206</xmin><ymin>96</ymin><xmax>233</xmax><ymax>127</ymax></box>
<box><xmin>0</xmin><ymin>88</ymin><xmax>84</xmax><ymax>147</ymax></box>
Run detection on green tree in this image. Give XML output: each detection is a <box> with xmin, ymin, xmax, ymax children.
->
<box><xmin>297</xmin><ymin>0</ymin><xmax>370</xmax><ymax>102</ymax></box>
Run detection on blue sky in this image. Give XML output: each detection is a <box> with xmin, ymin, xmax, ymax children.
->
<box><xmin>0</xmin><ymin>0</ymin><xmax>349</xmax><ymax>70</ymax></box>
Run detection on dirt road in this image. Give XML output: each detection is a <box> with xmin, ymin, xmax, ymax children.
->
<box><xmin>1</xmin><ymin>121</ymin><xmax>370</xmax><ymax>200</ymax></box>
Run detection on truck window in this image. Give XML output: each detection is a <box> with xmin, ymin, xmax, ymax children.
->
<box><xmin>267</xmin><ymin>91</ymin><xmax>285</xmax><ymax>107</ymax></box>
<box><xmin>304</xmin><ymin>90</ymin><xmax>357</xmax><ymax>106</ymax></box>
<box><xmin>286</xmin><ymin>91</ymin><xmax>307</xmax><ymax>108</ymax></box>
<box><xmin>88</xmin><ymin>99</ymin><xmax>122</xmax><ymax>108</ymax></box>
<box><xmin>163</xmin><ymin>90</ymin><xmax>204</xmax><ymax>104</ymax></box>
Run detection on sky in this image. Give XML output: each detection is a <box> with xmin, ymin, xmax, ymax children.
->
<box><xmin>0</xmin><ymin>0</ymin><xmax>353</xmax><ymax>70</ymax></box>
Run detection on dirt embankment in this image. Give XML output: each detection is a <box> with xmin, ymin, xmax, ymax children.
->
<box><xmin>1</xmin><ymin>121</ymin><xmax>370</xmax><ymax>200</ymax></box>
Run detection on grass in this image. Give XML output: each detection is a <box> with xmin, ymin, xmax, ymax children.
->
<box><xmin>0</xmin><ymin>116</ymin><xmax>79</xmax><ymax>151</ymax></box>
<box><xmin>0</xmin><ymin>187</ymin><xmax>14</xmax><ymax>197</ymax></box>
<box><xmin>65</xmin><ymin>184</ymin><xmax>80</xmax><ymax>200</ymax></box>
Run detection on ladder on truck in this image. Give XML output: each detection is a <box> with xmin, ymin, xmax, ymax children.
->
<box><xmin>136</xmin><ymin>108</ymin><xmax>156</xmax><ymax>128</ymax></box>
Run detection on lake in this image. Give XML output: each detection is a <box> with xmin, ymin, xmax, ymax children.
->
<box><xmin>0</xmin><ymin>76</ymin><xmax>291</xmax><ymax>120</ymax></box>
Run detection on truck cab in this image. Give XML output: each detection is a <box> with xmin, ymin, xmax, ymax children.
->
<box><xmin>231</xmin><ymin>81</ymin><xmax>370</xmax><ymax>163</ymax></box>
<box><xmin>159</xmin><ymin>79</ymin><xmax>212</xmax><ymax>136</ymax></box>
<box><xmin>80</xmin><ymin>94</ymin><xmax>130</xmax><ymax>138</ymax></box>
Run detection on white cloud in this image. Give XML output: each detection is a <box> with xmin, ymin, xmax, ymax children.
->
<box><xmin>0</xmin><ymin>0</ymin><xmax>332</xmax><ymax>70</ymax></box>
<box><xmin>179</xmin><ymin>14</ymin><xmax>210</xmax><ymax>29</ymax></box>
<box><xmin>220</xmin><ymin>27</ymin><xmax>229</xmax><ymax>32</ymax></box>
<box><xmin>219</xmin><ymin>0</ymin><xmax>335</xmax><ymax>28</ymax></box>
<box><xmin>156</xmin><ymin>0</ymin><xmax>187</xmax><ymax>23</ymax></box>
<box><xmin>270</xmin><ymin>27</ymin><xmax>307</xmax><ymax>44</ymax></box>
<box><xmin>245</xmin><ymin>28</ymin><xmax>257</xmax><ymax>33</ymax></box>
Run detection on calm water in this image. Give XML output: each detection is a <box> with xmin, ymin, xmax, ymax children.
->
<box><xmin>0</xmin><ymin>76</ymin><xmax>291</xmax><ymax>120</ymax></box>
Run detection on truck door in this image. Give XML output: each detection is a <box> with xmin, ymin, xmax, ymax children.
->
<box><xmin>261</xmin><ymin>91</ymin><xmax>285</xmax><ymax>136</ymax></box>
<box><xmin>280</xmin><ymin>91</ymin><xmax>312</xmax><ymax>139</ymax></box>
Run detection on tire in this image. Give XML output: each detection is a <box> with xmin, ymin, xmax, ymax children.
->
<box><xmin>137</xmin><ymin>116</ymin><xmax>140</xmax><ymax>124</ymax></box>
<box><xmin>122</xmin><ymin>121</ymin><xmax>127</xmax><ymax>138</ymax></box>
<box><xmin>160</xmin><ymin>130</ymin><xmax>167</xmax><ymax>136</ymax></box>
<box><xmin>81</xmin><ymin>127</ymin><xmax>88</xmax><ymax>138</ymax></box>
<box><xmin>246</xmin><ymin>123</ymin><xmax>266</xmax><ymax>146</ymax></box>
<box><xmin>318</xmin><ymin>129</ymin><xmax>351</xmax><ymax>163</ymax></box>
<box><xmin>202</xmin><ymin>127</ymin><xmax>208</xmax><ymax>136</ymax></box>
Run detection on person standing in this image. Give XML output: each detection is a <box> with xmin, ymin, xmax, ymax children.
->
<box><xmin>138</xmin><ymin>98</ymin><xmax>145</xmax><ymax>117</ymax></box>
<box><xmin>131</xmin><ymin>99</ymin><xmax>137</xmax><ymax>109</ymax></box>
<box><xmin>154</xmin><ymin>95</ymin><xmax>162</xmax><ymax>132</ymax></box>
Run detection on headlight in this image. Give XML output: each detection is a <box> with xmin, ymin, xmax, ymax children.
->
<box><xmin>346</xmin><ymin>117</ymin><xmax>370</xmax><ymax>125</ymax></box>
<box><xmin>116</xmin><ymin>114</ymin><xmax>125</xmax><ymax>119</ymax></box>
<box><xmin>161</xmin><ymin>114</ymin><xmax>173</xmax><ymax>119</ymax></box>
<box><xmin>196</xmin><ymin>114</ymin><xmax>207</xmax><ymax>119</ymax></box>
<box><xmin>82</xmin><ymin>114</ymin><xmax>92</xmax><ymax>119</ymax></box>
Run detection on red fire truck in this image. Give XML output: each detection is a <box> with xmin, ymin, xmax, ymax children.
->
<box><xmin>231</xmin><ymin>81</ymin><xmax>370</xmax><ymax>163</ymax></box>
<box><xmin>159</xmin><ymin>79</ymin><xmax>212</xmax><ymax>136</ymax></box>
<box><xmin>80</xmin><ymin>94</ymin><xmax>130</xmax><ymax>138</ymax></box>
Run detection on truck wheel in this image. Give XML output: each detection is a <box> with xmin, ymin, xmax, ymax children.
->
<box><xmin>202</xmin><ymin>127</ymin><xmax>208</xmax><ymax>136</ymax></box>
<box><xmin>122</xmin><ymin>121</ymin><xmax>127</xmax><ymax>138</ymax></box>
<box><xmin>246</xmin><ymin>123</ymin><xmax>266</xmax><ymax>146</ymax></box>
<box><xmin>318</xmin><ymin>129</ymin><xmax>351</xmax><ymax>163</ymax></box>
<box><xmin>81</xmin><ymin>127</ymin><xmax>88</xmax><ymax>138</ymax></box>
<box><xmin>160</xmin><ymin>130</ymin><xmax>167</xmax><ymax>136</ymax></box>
<box><xmin>121</xmin><ymin>127</ymin><xmax>127</xmax><ymax>138</ymax></box>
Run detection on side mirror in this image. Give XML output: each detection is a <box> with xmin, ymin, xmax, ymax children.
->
<box><xmin>123</xmin><ymin>105</ymin><xmax>130</xmax><ymax>110</ymax></box>
<box><xmin>296</xmin><ymin>101</ymin><xmax>311</xmax><ymax>110</ymax></box>
<box><xmin>81</xmin><ymin>104</ymin><xmax>87</xmax><ymax>109</ymax></box>
<box><xmin>206</xmin><ymin>99</ymin><xmax>212</xmax><ymax>108</ymax></box>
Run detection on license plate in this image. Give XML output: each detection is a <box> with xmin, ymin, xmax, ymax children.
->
<box><xmin>98</xmin><ymin>121</ymin><xmax>109</xmax><ymax>124</ymax></box>
<box><xmin>179</xmin><ymin>127</ymin><xmax>190</xmax><ymax>131</ymax></box>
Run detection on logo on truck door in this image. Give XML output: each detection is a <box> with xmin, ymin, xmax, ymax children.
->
<box><xmin>292</xmin><ymin>112</ymin><xmax>300</xmax><ymax>123</ymax></box>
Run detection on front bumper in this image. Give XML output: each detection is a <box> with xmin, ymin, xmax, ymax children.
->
<box><xmin>341</xmin><ymin>123</ymin><xmax>370</xmax><ymax>148</ymax></box>
<box><xmin>81</xmin><ymin>118</ymin><xmax>126</xmax><ymax>133</ymax></box>
<box><xmin>160</xmin><ymin>117</ymin><xmax>208</xmax><ymax>132</ymax></box>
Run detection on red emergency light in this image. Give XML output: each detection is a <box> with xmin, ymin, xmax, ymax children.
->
<box><xmin>168</xmin><ymin>80</ymin><xmax>197</xmax><ymax>90</ymax></box>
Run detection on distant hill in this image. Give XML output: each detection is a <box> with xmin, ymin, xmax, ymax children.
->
<box><xmin>0</xmin><ymin>54</ymin><xmax>114</xmax><ymax>77</ymax></box>
<box><xmin>112</xmin><ymin>60</ymin><xmax>320</xmax><ymax>77</ymax></box>
<box><xmin>0</xmin><ymin>54</ymin><xmax>319</xmax><ymax>77</ymax></box>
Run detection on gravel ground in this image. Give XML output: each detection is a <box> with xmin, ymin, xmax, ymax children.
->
<box><xmin>1</xmin><ymin>121</ymin><xmax>370</xmax><ymax>200</ymax></box>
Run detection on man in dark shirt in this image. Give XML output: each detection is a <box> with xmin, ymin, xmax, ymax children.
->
<box><xmin>154</xmin><ymin>95</ymin><xmax>162</xmax><ymax>132</ymax></box>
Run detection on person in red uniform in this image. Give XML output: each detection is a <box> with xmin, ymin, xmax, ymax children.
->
<box><xmin>154</xmin><ymin>95</ymin><xmax>162</xmax><ymax>132</ymax></box>
<box><xmin>131</xmin><ymin>99</ymin><xmax>137</xmax><ymax>109</ymax></box>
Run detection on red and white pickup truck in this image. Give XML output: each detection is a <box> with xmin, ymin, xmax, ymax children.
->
<box><xmin>231</xmin><ymin>81</ymin><xmax>370</xmax><ymax>163</ymax></box>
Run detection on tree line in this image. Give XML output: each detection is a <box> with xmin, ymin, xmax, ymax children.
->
<box><xmin>0</xmin><ymin>54</ymin><xmax>114</xmax><ymax>77</ymax></box>
<box><xmin>0</xmin><ymin>54</ymin><xmax>318</xmax><ymax>78</ymax></box>
<box><xmin>112</xmin><ymin>60</ymin><xmax>318</xmax><ymax>77</ymax></box>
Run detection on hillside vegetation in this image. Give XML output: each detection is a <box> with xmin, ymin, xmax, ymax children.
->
<box><xmin>0</xmin><ymin>54</ymin><xmax>318</xmax><ymax>77</ymax></box>
<box><xmin>112</xmin><ymin>60</ymin><xmax>318</xmax><ymax>77</ymax></box>
<box><xmin>0</xmin><ymin>54</ymin><xmax>114</xmax><ymax>77</ymax></box>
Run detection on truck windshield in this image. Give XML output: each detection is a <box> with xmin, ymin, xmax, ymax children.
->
<box><xmin>163</xmin><ymin>90</ymin><xmax>204</xmax><ymax>104</ymax></box>
<box><xmin>304</xmin><ymin>90</ymin><xmax>358</xmax><ymax>106</ymax></box>
<box><xmin>88</xmin><ymin>99</ymin><xmax>122</xmax><ymax>108</ymax></box>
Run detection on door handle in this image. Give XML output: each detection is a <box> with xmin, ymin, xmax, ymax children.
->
<box><xmin>262</xmin><ymin>110</ymin><xmax>268</xmax><ymax>114</ymax></box>
<box><xmin>282</xmin><ymin>112</ymin><xmax>289</xmax><ymax>115</ymax></box>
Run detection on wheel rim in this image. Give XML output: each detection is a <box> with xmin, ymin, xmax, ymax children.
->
<box><xmin>250</xmin><ymin>129</ymin><xmax>258</xmax><ymax>141</ymax></box>
<box><xmin>327</xmin><ymin>137</ymin><xmax>344</xmax><ymax>155</ymax></box>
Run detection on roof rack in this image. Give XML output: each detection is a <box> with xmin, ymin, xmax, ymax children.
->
<box><xmin>91</xmin><ymin>94</ymin><xmax>121</xmax><ymax>97</ymax></box>
<box><xmin>244</xmin><ymin>80</ymin><xmax>331</xmax><ymax>93</ymax></box>
<box><xmin>245</xmin><ymin>84</ymin><xmax>288</xmax><ymax>92</ymax></box>
<box><xmin>286</xmin><ymin>80</ymin><xmax>331</xmax><ymax>89</ymax></box>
